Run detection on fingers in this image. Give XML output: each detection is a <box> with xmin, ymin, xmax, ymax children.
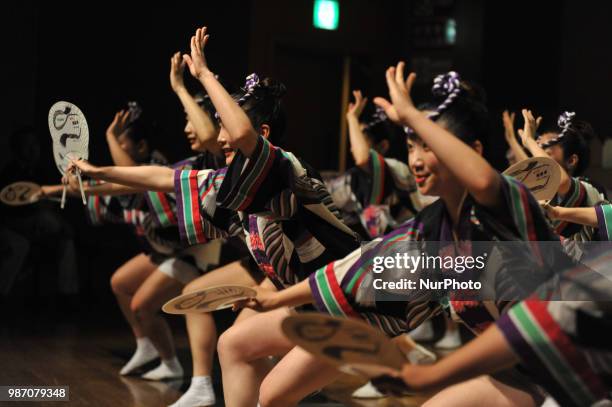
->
<box><xmin>373</xmin><ymin>96</ymin><xmax>392</xmax><ymax>112</ymax></box>
<box><xmin>405</xmin><ymin>72</ymin><xmax>416</xmax><ymax>93</ymax></box>
<box><xmin>536</xmin><ymin>116</ymin><xmax>543</xmax><ymax>129</ymax></box>
<box><xmin>190</xmin><ymin>34</ymin><xmax>197</xmax><ymax>57</ymax></box>
<box><xmin>521</xmin><ymin>108</ymin><xmax>529</xmax><ymax>123</ymax></box>
<box><xmin>395</xmin><ymin>61</ymin><xmax>405</xmax><ymax>88</ymax></box>
<box><xmin>385</xmin><ymin>66</ymin><xmax>396</xmax><ymax>92</ymax></box>
<box><xmin>232</xmin><ymin>299</ymin><xmax>247</xmax><ymax>312</ymax></box>
<box><xmin>183</xmin><ymin>54</ymin><xmax>193</xmax><ymax>68</ymax></box>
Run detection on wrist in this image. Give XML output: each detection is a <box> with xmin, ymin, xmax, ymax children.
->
<box><xmin>197</xmin><ymin>69</ymin><xmax>215</xmax><ymax>81</ymax></box>
<box><xmin>174</xmin><ymin>85</ymin><xmax>188</xmax><ymax>95</ymax></box>
<box><xmin>399</xmin><ymin>107</ymin><xmax>422</xmax><ymax>126</ymax></box>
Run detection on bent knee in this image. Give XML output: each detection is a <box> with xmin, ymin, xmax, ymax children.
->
<box><xmin>259</xmin><ymin>378</ymin><xmax>299</xmax><ymax>407</ymax></box>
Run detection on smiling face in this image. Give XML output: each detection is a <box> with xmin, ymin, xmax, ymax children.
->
<box><xmin>407</xmin><ymin>136</ymin><xmax>447</xmax><ymax>196</ymax></box>
<box><xmin>216</xmin><ymin>125</ymin><xmax>236</xmax><ymax>165</ymax></box>
<box><xmin>407</xmin><ymin>119</ymin><xmax>481</xmax><ymax>198</ymax></box>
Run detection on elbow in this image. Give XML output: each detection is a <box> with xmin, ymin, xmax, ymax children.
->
<box><xmin>234</xmin><ymin>126</ymin><xmax>258</xmax><ymax>143</ymax></box>
<box><xmin>351</xmin><ymin>148</ymin><xmax>370</xmax><ymax>168</ymax></box>
<box><xmin>471</xmin><ymin>171</ymin><xmax>501</xmax><ymax>197</ymax></box>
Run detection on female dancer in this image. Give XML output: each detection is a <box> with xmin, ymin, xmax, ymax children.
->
<box><xmin>233</xmin><ymin>66</ymin><xmax>572</xmax><ymax>406</ymax></box>
<box><xmin>67</xmin><ymin>26</ymin><xmax>360</xmax><ymax>406</ymax></box>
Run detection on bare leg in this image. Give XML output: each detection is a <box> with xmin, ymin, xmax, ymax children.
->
<box><xmin>183</xmin><ymin>259</ymin><xmax>262</xmax><ymax>377</ymax></box>
<box><xmin>422</xmin><ymin>375</ymin><xmax>537</xmax><ymax>407</ymax></box>
<box><xmin>110</xmin><ymin>253</ymin><xmax>158</xmax><ymax>337</ymax></box>
<box><xmin>130</xmin><ymin>270</ymin><xmax>184</xmax><ymax>359</ymax></box>
<box><xmin>259</xmin><ymin>346</ymin><xmax>341</xmax><ymax>407</ymax></box>
<box><xmin>218</xmin><ymin>307</ymin><xmax>293</xmax><ymax>407</ymax></box>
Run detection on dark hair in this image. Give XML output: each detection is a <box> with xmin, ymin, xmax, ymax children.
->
<box><xmin>120</xmin><ymin>101</ymin><xmax>157</xmax><ymax>148</ymax></box>
<box><xmin>231</xmin><ymin>75</ymin><xmax>287</xmax><ymax>145</ymax></box>
<box><xmin>194</xmin><ymin>76</ymin><xmax>236</xmax><ymax>125</ymax></box>
<box><xmin>537</xmin><ymin>113</ymin><xmax>594</xmax><ymax>176</ymax></box>
<box><xmin>194</xmin><ymin>92</ymin><xmax>218</xmax><ymax>125</ymax></box>
<box><xmin>364</xmin><ymin>119</ymin><xmax>407</xmax><ymax>162</ymax></box>
<box><xmin>558</xmin><ymin>120</ymin><xmax>593</xmax><ymax>175</ymax></box>
<box><xmin>414</xmin><ymin>76</ymin><xmax>489</xmax><ymax>145</ymax></box>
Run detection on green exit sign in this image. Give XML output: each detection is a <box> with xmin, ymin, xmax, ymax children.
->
<box><xmin>313</xmin><ymin>0</ymin><xmax>339</xmax><ymax>30</ymax></box>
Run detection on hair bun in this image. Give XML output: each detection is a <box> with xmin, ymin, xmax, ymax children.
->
<box><xmin>127</xmin><ymin>101</ymin><xmax>143</xmax><ymax>124</ymax></box>
<box><xmin>261</xmin><ymin>77</ymin><xmax>287</xmax><ymax>99</ymax></box>
<box><xmin>432</xmin><ymin>71</ymin><xmax>461</xmax><ymax>98</ymax></box>
<box><xmin>557</xmin><ymin>111</ymin><xmax>576</xmax><ymax>132</ymax></box>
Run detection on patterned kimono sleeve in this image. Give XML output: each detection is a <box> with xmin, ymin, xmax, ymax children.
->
<box><xmin>144</xmin><ymin>155</ymin><xmax>211</xmax><ymax>228</ymax></box>
<box><xmin>307</xmin><ymin>221</ymin><xmax>439</xmax><ymax>334</ymax></box>
<box><xmin>217</xmin><ymin>135</ymin><xmax>321</xmax><ymax>220</ymax></box>
<box><xmin>595</xmin><ymin>203</ymin><xmax>612</xmax><ymax>241</ymax></box>
<box><xmin>308</xmin><ymin>245</ymin><xmax>364</xmax><ymax>318</ymax></box>
<box><xmin>144</xmin><ymin>190</ymin><xmax>178</xmax><ymax>227</ymax></box>
<box><xmin>497</xmin><ymin>300</ymin><xmax>608</xmax><ymax>407</ymax></box>
<box><xmin>366</xmin><ymin>150</ymin><xmax>415</xmax><ymax>205</ymax></box>
<box><xmin>216</xmin><ymin>135</ymin><xmax>284</xmax><ymax>213</ymax></box>
<box><xmin>85</xmin><ymin>180</ymin><xmax>123</xmax><ymax>225</ymax></box>
<box><xmin>174</xmin><ymin>168</ymin><xmax>238</xmax><ymax>246</ymax></box>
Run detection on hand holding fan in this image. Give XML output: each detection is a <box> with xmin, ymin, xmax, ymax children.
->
<box><xmin>48</xmin><ymin>101</ymin><xmax>89</xmax><ymax>207</ymax></box>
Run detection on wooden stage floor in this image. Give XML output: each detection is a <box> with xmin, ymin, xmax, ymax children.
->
<box><xmin>0</xmin><ymin>309</ymin><xmax>435</xmax><ymax>406</ymax></box>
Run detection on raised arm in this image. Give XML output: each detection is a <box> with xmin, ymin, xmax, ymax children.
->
<box><xmin>68</xmin><ymin>159</ymin><xmax>174</xmax><ymax>193</ymax></box>
<box><xmin>502</xmin><ymin>110</ymin><xmax>528</xmax><ymax>162</ymax></box>
<box><xmin>374</xmin><ymin>62</ymin><xmax>502</xmax><ymax>208</ymax></box>
<box><xmin>105</xmin><ymin>110</ymin><xmax>138</xmax><ymax>166</ymax></box>
<box><xmin>170</xmin><ymin>51</ymin><xmax>221</xmax><ymax>156</ymax></box>
<box><xmin>346</xmin><ymin>90</ymin><xmax>371</xmax><ymax>168</ymax></box>
<box><xmin>518</xmin><ymin>109</ymin><xmax>571</xmax><ymax>195</ymax></box>
<box><xmin>183</xmin><ymin>26</ymin><xmax>259</xmax><ymax>157</ymax></box>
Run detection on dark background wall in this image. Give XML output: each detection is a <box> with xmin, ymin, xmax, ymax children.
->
<box><xmin>1</xmin><ymin>0</ymin><xmax>611</xmax><ymax>306</ymax></box>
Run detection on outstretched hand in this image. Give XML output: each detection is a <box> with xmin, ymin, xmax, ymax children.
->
<box><xmin>374</xmin><ymin>61</ymin><xmax>418</xmax><ymax>126</ymax></box>
<box><xmin>67</xmin><ymin>159</ymin><xmax>99</xmax><ymax>178</ymax></box>
<box><xmin>183</xmin><ymin>26</ymin><xmax>211</xmax><ymax>80</ymax></box>
<box><xmin>170</xmin><ymin>51</ymin><xmax>186</xmax><ymax>92</ymax></box>
<box><xmin>346</xmin><ymin>90</ymin><xmax>368</xmax><ymax>120</ymax></box>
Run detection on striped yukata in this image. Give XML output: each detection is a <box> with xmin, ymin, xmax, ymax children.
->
<box><xmin>84</xmin><ymin>150</ymin><xmax>196</xmax><ymax>262</ymax></box>
<box><xmin>552</xmin><ymin>177</ymin><xmax>607</xmax><ymax>241</ymax></box>
<box><xmin>85</xmin><ymin>150</ymin><xmax>168</xmax><ymax>238</ymax></box>
<box><xmin>496</xmin><ymin>204</ymin><xmax>612</xmax><ymax>406</ymax></box>
<box><xmin>174</xmin><ymin>136</ymin><xmax>360</xmax><ymax>289</ymax></box>
<box><xmin>325</xmin><ymin>149</ymin><xmax>420</xmax><ymax>239</ymax></box>
<box><xmin>308</xmin><ymin>175</ymin><xmax>566</xmax><ymax>337</ymax></box>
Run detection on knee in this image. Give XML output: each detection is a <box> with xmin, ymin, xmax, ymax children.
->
<box><xmin>182</xmin><ymin>279</ymin><xmax>198</xmax><ymax>295</ymax></box>
<box><xmin>130</xmin><ymin>296</ymin><xmax>157</xmax><ymax>321</ymax></box>
<box><xmin>259</xmin><ymin>378</ymin><xmax>298</xmax><ymax>407</ymax></box>
<box><xmin>217</xmin><ymin>326</ymin><xmax>249</xmax><ymax>364</ymax></box>
<box><xmin>110</xmin><ymin>272</ymin><xmax>127</xmax><ymax>296</ymax></box>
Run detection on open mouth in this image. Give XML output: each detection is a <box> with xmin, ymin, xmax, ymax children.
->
<box><xmin>222</xmin><ymin>147</ymin><xmax>234</xmax><ymax>157</ymax></box>
<box><xmin>414</xmin><ymin>173</ymin><xmax>430</xmax><ymax>186</ymax></box>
